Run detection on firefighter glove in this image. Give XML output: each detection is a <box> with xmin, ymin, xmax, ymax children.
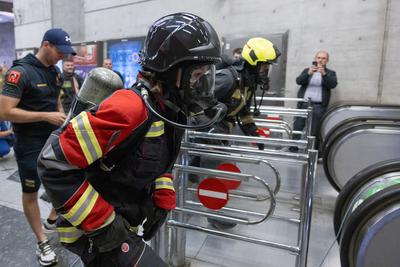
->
<box><xmin>242</xmin><ymin>123</ymin><xmax>264</xmax><ymax>150</ymax></box>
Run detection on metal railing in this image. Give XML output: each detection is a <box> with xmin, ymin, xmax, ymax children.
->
<box><xmin>153</xmin><ymin>130</ymin><xmax>318</xmax><ymax>267</ymax></box>
<box><xmin>252</xmin><ymin>97</ymin><xmax>313</xmax><ymax>140</ymax></box>
<box><xmin>254</xmin><ymin>117</ymin><xmax>293</xmax><ymax>138</ymax></box>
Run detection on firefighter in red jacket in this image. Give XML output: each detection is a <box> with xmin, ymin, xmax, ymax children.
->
<box><xmin>37</xmin><ymin>13</ymin><xmax>225</xmax><ymax>267</ymax></box>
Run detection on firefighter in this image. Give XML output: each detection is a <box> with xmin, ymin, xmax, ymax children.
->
<box><xmin>37</xmin><ymin>13</ymin><xmax>225</xmax><ymax>267</ymax></box>
<box><xmin>216</xmin><ymin>37</ymin><xmax>280</xmax><ymax>141</ymax></box>
<box><xmin>191</xmin><ymin>37</ymin><xmax>281</xmax><ymax>229</ymax></box>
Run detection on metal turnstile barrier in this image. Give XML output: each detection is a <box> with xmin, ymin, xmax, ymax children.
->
<box><xmin>252</xmin><ymin>99</ymin><xmax>313</xmax><ymax>143</ymax></box>
<box><xmin>153</xmin><ymin>130</ymin><xmax>318</xmax><ymax>267</ymax></box>
<box><xmin>254</xmin><ymin>117</ymin><xmax>293</xmax><ymax>138</ymax></box>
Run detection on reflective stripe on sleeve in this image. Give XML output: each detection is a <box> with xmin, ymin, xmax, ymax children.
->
<box><xmin>90</xmin><ymin>211</ymin><xmax>115</xmax><ymax>232</ymax></box>
<box><xmin>62</xmin><ymin>183</ymin><xmax>99</xmax><ymax>226</ymax></box>
<box><xmin>155</xmin><ymin>177</ymin><xmax>175</xmax><ymax>191</ymax></box>
<box><xmin>40</xmin><ymin>142</ymin><xmax>79</xmax><ymax>171</ymax></box>
<box><xmin>70</xmin><ymin>112</ymin><xmax>102</xmax><ymax>164</ymax></box>
<box><xmin>145</xmin><ymin>121</ymin><xmax>164</xmax><ymax>137</ymax></box>
<box><xmin>241</xmin><ymin>115</ymin><xmax>254</xmax><ymax>124</ymax></box>
<box><xmin>57</xmin><ymin>226</ymin><xmax>84</xmax><ymax>244</ymax></box>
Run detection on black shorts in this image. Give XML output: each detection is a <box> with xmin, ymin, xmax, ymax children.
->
<box><xmin>14</xmin><ymin>135</ymin><xmax>49</xmax><ymax>193</ymax></box>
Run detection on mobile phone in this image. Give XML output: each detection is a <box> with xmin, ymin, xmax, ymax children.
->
<box><xmin>312</xmin><ymin>61</ymin><xmax>318</xmax><ymax>66</ymax></box>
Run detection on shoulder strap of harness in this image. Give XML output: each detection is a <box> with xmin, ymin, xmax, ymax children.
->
<box><xmin>97</xmin><ymin>87</ymin><xmax>154</xmax><ymax>171</ymax></box>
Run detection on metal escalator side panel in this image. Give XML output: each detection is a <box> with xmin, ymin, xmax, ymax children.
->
<box><xmin>323</xmin><ymin>123</ymin><xmax>400</xmax><ymax>191</ymax></box>
<box><xmin>320</xmin><ymin>104</ymin><xmax>400</xmax><ymax>143</ymax></box>
<box><xmin>333</xmin><ymin>159</ymin><xmax>400</xmax><ymax>236</ymax></box>
<box><xmin>330</xmin><ymin>126</ymin><xmax>400</xmax><ymax>190</ymax></box>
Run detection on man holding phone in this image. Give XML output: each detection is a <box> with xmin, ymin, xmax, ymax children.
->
<box><xmin>291</xmin><ymin>51</ymin><xmax>338</xmax><ymax>153</ymax></box>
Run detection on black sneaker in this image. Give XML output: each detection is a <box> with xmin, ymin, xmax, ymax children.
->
<box><xmin>36</xmin><ymin>239</ymin><xmax>58</xmax><ymax>266</ymax></box>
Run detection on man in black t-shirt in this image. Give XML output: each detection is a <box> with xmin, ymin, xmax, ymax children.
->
<box><xmin>0</xmin><ymin>28</ymin><xmax>76</xmax><ymax>266</ymax></box>
<box><xmin>60</xmin><ymin>58</ymin><xmax>83</xmax><ymax>113</ymax></box>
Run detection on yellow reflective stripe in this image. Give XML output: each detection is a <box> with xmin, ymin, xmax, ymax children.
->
<box><xmin>129</xmin><ymin>225</ymin><xmax>139</xmax><ymax>233</ymax></box>
<box><xmin>156</xmin><ymin>177</ymin><xmax>173</xmax><ymax>183</ymax></box>
<box><xmin>57</xmin><ymin>227</ymin><xmax>84</xmax><ymax>244</ymax></box>
<box><xmin>145</xmin><ymin>130</ymin><xmax>164</xmax><ymax>137</ymax></box>
<box><xmin>63</xmin><ymin>183</ymin><xmax>99</xmax><ymax>226</ymax></box>
<box><xmin>231</xmin><ymin>89</ymin><xmax>241</xmax><ymax>99</ymax></box>
<box><xmin>71</xmin><ymin>117</ymin><xmax>92</xmax><ymax>163</ymax></box>
<box><xmin>155</xmin><ymin>177</ymin><xmax>175</xmax><ymax>191</ymax></box>
<box><xmin>228</xmin><ymin>93</ymin><xmax>246</xmax><ymax>117</ymax></box>
<box><xmin>241</xmin><ymin>115</ymin><xmax>254</xmax><ymax>124</ymax></box>
<box><xmin>156</xmin><ymin>184</ymin><xmax>175</xmax><ymax>190</ymax></box>
<box><xmin>145</xmin><ymin>121</ymin><xmax>165</xmax><ymax>137</ymax></box>
<box><xmin>81</xmin><ymin>112</ymin><xmax>102</xmax><ymax>160</ymax></box>
<box><xmin>70</xmin><ymin>112</ymin><xmax>102</xmax><ymax>165</ymax></box>
<box><xmin>152</xmin><ymin>121</ymin><xmax>164</xmax><ymax>127</ymax></box>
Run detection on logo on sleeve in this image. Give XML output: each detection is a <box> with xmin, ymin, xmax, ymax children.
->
<box><xmin>7</xmin><ymin>70</ymin><xmax>22</xmax><ymax>85</ymax></box>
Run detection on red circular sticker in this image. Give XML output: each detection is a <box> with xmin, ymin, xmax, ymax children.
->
<box><xmin>257</xmin><ymin>128</ymin><xmax>270</xmax><ymax>138</ymax></box>
<box><xmin>197</xmin><ymin>178</ymin><xmax>229</xmax><ymax>210</ymax></box>
<box><xmin>121</xmin><ymin>242</ymin><xmax>130</xmax><ymax>253</ymax></box>
<box><xmin>216</xmin><ymin>163</ymin><xmax>242</xmax><ymax>190</ymax></box>
<box><xmin>216</xmin><ymin>163</ymin><xmax>241</xmax><ymax>173</ymax></box>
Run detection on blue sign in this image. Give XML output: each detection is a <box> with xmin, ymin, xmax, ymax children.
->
<box><xmin>108</xmin><ymin>39</ymin><xmax>144</xmax><ymax>88</ymax></box>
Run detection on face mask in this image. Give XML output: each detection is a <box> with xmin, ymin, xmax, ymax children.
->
<box><xmin>256</xmin><ymin>62</ymin><xmax>271</xmax><ymax>87</ymax></box>
<box><xmin>181</xmin><ymin>63</ymin><xmax>217</xmax><ymax>113</ymax></box>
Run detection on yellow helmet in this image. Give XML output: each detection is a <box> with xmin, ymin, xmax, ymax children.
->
<box><xmin>241</xmin><ymin>37</ymin><xmax>280</xmax><ymax>66</ymax></box>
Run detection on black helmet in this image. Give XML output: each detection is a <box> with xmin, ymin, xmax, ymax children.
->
<box><xmin>142</xmin><ymin>13</ymin><xmax>221</xmax><ymax>72</ymax></box>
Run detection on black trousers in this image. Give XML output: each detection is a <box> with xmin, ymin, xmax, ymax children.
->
<box><xmin>84</xmin><ymin>234</ymin><xmax>168</xmax><ymax>267</ymax></box>
<box><xmin>293</xmin><ymin>102</ymin><xmax>327</xmax><ymax>151</ymax></box>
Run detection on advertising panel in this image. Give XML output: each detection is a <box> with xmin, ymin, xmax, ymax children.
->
<box><xmin>72</xmin><ymin>42</ymin><xmax>103</xmax><ymax>80</ymax></box>
<box><xmin>107</xmin><ymin>38</ymin><xmax>144</xmax><ymax>88</ymax></box>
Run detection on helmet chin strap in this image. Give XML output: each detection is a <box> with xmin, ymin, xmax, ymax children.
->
<box><xmin>139</xmin><ymin>86</ymin><xmax>226</xmax><ymax>130</ymax></box>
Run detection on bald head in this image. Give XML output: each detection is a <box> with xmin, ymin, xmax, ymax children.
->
<box><xmin>314</xmin><ymin>51</ymin><xmax>329</xmax><ymax>67</ymax></box>
<box><xmin>103</xmin><ymin>58</ymin><xmax>113</xmax><ymax>70</ymax></box>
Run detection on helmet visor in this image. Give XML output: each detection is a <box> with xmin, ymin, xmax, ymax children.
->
<box><xmin>183</xmin><ymin>64</ymin><xmax>216</xmax><ymax>111</ymax></box>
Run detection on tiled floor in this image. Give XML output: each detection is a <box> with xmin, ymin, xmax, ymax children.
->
<box><xmin>0</xmin><ymin>149</ymin><xmax>341</xmax><ymax>267</ymax></box>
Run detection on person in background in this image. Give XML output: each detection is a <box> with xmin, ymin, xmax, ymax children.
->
<box><xmin>0</xmin><ymin>28</ymin><xmax>76</xmax><ymax>266</ymax></box>
<box><xmin>37</xmin><ymin>13</ymin><xmax>224</xmax><ymax>266</ymax></box>
<box><xmin>232</xmin><ymin>47</ymin><xmax>242</xmax><ymax>60</ymax></box>
<box><xmin>0</xmin><ymin>121</ymin><xmax>13</xmax><ymax>157</ymax></box>
<box><xmin>291</xmin><ymin>51</ymin><xmax>338</xmax><ymax>152</ymax></box>
<box><xmin>60</xmin><ymin>58</ymin><xmax>83</xmax><ymax>113</ymax></box>
<box><xmin>103</xmin><ymin>58</ymin><xmax>124</xmax><ymax>84</ymax></box>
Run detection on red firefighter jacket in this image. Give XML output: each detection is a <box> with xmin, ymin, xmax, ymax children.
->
<box><xmin>37</xmin><ymin>87</ymin><xmax>184</xmax><ymax>248</ymax></box>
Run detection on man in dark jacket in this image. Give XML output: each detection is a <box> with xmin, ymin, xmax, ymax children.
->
<box><xmin>0</xmin><ymin>28</ymin><xmax>75</xmax><ymax>266</ymax></box>
<box><xmin>292</xmin><ymin>51</ymin><xmax>338</xmax><ymax>151</ymax></box>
